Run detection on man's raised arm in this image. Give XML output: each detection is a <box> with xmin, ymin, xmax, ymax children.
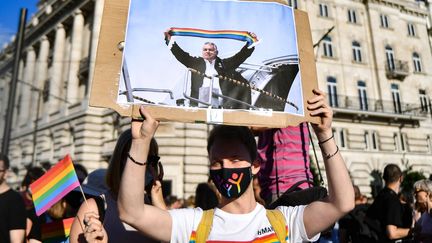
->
<box><xmin>303</xmin><ymin>89</ymin><xmax>355</xmax><ymax>238</ymax></box>
<box><xmin>117</xmin><ymin>106</ymin><xmax>172</xmax><ymax>241</ymax></box>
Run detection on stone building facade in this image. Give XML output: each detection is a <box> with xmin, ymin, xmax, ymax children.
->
<box><xmin>0</xmin><ymin>0</ymin><xmax>431</xmax><ymax>198</ymax></box>
<box><xmin>298</xmin><ymin>0</ymin><xmax>432</xmax><ymax>195</ymax></box>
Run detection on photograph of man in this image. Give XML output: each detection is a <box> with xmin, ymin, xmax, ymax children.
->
<box><xmin>118</xmin><ymin>0</ymin><xmax>304</xmax><ymax>115</ymax></box>
<box><xmin>165</xmin><ymin>30</ymin><xmax>257</xmax><ymax>109</ymax></box>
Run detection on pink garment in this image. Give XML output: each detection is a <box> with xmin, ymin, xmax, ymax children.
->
<box><xmin>257</xmin><ymin>124</ymin><xmax>313</xmax><ymax>201</ymax></box>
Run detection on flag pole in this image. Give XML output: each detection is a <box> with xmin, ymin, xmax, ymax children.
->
<box><xmin>78</xmin><ymin>185</ymin><xmax>89</xmax><ymax>207</ymax></box>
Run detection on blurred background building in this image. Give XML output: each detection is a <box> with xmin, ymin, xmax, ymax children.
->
<box><xmin>0</xmin><ymin>0</ymin><xmax>431</xmax><ymax>198</ymax></box>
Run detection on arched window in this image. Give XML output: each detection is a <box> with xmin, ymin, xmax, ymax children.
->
<box><xmin>327</xmin><ymin>76</ymin><xmax>338</xmax><ymax>107</ymax></box>
<box><xmin>385</xmin><ymin>45</ymin><xmax>395</xmax><ymax>70</ymax></box>
<box><xmin>352</xmin><ymin>41</ymin><xmax>362</xmax><ymax>62</ymax></box>
<box><xmin>357</xmin><ymin>81</ymin><xmax>368</xmax><ymax>110</ymax></box>
<box><xmin>323</xmin><ymin>36</ymin><xmax>334</xmax><ymax>57</ymax></box>
<box><xmin>419</xmin><ymin>89</ymin><xmax>429</xmax><ymax>112</ymax></box>
<box><xmin>391</xmin><ymin>84</ymin><xmax>401</xmax><ymax>113</ymax></box>
<box><xmin>413</xmin><ymin>52</ymin><xmax>422</xmax><ymax>72</ymax></box>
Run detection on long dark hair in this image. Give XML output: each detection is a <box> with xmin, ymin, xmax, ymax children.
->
<box><xmin>105</xmin><ymin>129</ymin><xmax>158</xmax><ymax>196</ymax></box>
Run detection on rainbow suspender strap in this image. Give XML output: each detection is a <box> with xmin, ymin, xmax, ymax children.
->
<box><xmin>168</xmin><ymin>27</ymin><xmax>258</xmax><ymax>46</ymax></box>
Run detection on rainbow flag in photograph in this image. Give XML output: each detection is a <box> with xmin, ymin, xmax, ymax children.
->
<box><xmin>41</xmin><ymin>217</ymin><xmax>74</xmax><ymax>243</ymax></box>
<box><xmin>169</xmin><ymin>27</ymin><xmax>258</xmax><ymax>46</ymax></box>
<box><xmin>30</xmin><ymin>155</ymin><xmax>80</xmax><ymax>216</ymax></box>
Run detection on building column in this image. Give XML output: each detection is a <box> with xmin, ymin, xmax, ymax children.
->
<box><xmin>20</xmin><ymin>47</ymin><xmax>36</xmax><ymax>124</ymax></box>
<box><xmin>88</xmin><ymin>0</ymin><xmax>104</xmax><ymax>96</ymax></box>
<box><xmin>50</xmin><ymin>24</ymin><xmax>66</xmax><ymax>113</ymax></box>
<box><xmin>30</xmin><ymin>37</ymin><xmax>50</xmax><ymax>122</ymax></box>
<box><xmin>67</xmin><ymin>10</ymin><xmax>84</xmax><ymax>104</ymax></box>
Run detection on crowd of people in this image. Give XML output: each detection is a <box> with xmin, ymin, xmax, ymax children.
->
<box><xmin>0</xmin><ymin>89</ymin><xmax>431</xmax><ymax>243</ymax></box>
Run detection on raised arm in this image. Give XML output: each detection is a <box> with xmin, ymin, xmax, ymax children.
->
<box><xmin>117</xmin><ymin>107</ymin><xmax>172</xmax><ymax>242</ymax></box>
<box><xmin>164</xmin><ymin>30</ymin><xmax>198</xmax><ymax>68</ymax></box>
<box><xmin>303</xmin><ymin>89</ymin><xmax>355</xmax><ymax>238</ymax></box>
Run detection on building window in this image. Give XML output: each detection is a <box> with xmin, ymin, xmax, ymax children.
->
<box><xmin>419</xmin><ymin>89</ymin><xmax>429</xmax><ymax>113</ymax></box>
<box><xmin>327</xmin><ymin>76</ymin><xmax>338</xmax><ymax>107</ymax></box>
<box><xmin>385</xmin><ymin>45</ymin><xmax>395</xmax><ymax>71</ymax></box>
<box><xmin>391</xmin><ymin>84</ymin><xmax>402</xmax><ymax>114</ymax></box>
<box><xmin>348</xmin><ymin>9</ymin><xmax>357</xmax><ymax>23</ymax></box>
<box><xmin>333</xmin><ymin>128</ymin><xmax>347</xmax><ymax>149</ymax></box>
<box><xmin>365</xmin><ymin>131</ymin><xmax>379</xmax><ymax>151</ymax></box>
<box><xmin>407</xmin><ymin>23</ymin><xmax>416</xmax><ymax>37</ymax></box>
<box><xmin>380</xmin><ymin>14</ymin><xmax>389</xmax><ymax>28</ymax></box>
<box><xmin>413</xmin><ymin>52</ymin><xmax>422</xmax><ymax>73</ymax></box>
<box><xmin>357</xmin><ymin>81</ymin><xmax>368</xmax><ymax>110</ymax></box>
<box><xmin>400</xmin><ymin>133</ymin><xmax>407</xmax><ymax>152</ymax></box>
<box><xmin>427</xmin><ymin>135</ymin><xmax>431</xmax><ymax>153</ymax></box>
<box><xmin>371</xmin><ymin>131</ymin><xmax>378</xmax><ymax>150</ymax></box>
<box><xmin>394</xmin><ymin>132</ymin><xmax>407</xmax><ymax>152</ymax></box>
<box><xmin>323</xmin><ymin>36</ymin><xmax>334</xmax><ymax>57</ymax></box>
<box><xmin>352</xmin><ymin>41</ymin><xmax>362</xmax><ymax>62</ymax></box>
<box><xmin>319</xmin><ymin>3</ymin><xmax>329</xmax><ymax>17</ymax></box>
<box><xmin>288</xmin><ymin>0</ymin><xmax>298</xmax><ymax>9</ymax></box>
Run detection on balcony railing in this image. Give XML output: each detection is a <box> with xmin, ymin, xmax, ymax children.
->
<box><xmin>385</xmin><ymin>59</ymin><xmax>409</xmax><ymax>80</ymax></box>
<box><xmin>328</xmin><ymin>94</ymin><xmax>429</xmax><ymax>121</ymax></box>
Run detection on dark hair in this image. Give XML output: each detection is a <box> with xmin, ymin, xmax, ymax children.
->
<box><xmin>383</xmin><ymin>163</ymin><xmax>402</xmax><ymax>183</ymax></box>
<box><xmin>353</xmin><ymin>185</ymin><xmax>361</xmax><ymax>200</ymax></box>
<box><xmin>105</xmin><ymin>129</ymin><xmax>158</xmax><ymax>196</ymax></box>
<box><xmin>195</xmin><ymin>183</ymin><xmax>218</xmax><ymax>210</ymax></box>
<box><xmin>74</xmin><ymin>164</ymin><xmax>88</xmax><ymax>183</ymax></box>
<box><xmin>0</xmin><ymin>153</ymin><xmax>10</xmax><ymax>169</ymax></box>
<box><xmin>207</xmin><ymin>125</ymin><xmax>257</xmax><ymax>162</ymax></box>
<box><xmin>22</xmin><ymin>166</ymin><xmax>45</xmax><ymax>187</ymax></box>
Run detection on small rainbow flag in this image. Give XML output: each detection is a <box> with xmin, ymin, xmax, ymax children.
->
<box><xmin>30</xmin><ymin>155</ymin><xmax>80</xmax><ymax>216</ymax></box>
<box><xmin>168</xmin><ymin>27</ymin><xmax>258</xmax><ymax>46</ymax></box>
<box><xmin>41</xmin><ymin>217</ymin><xmax>74</xmax><ymax>243</ymax></box>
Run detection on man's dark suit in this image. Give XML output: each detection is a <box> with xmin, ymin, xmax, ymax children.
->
<box><xmin>170</xmin><ymin>42</ymin><xmax>254</xmax><ymax>109</ymax></box>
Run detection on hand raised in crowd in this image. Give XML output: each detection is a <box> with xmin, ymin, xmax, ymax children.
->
<box><xmin>307</xmin><ymin>88</ymin><xmax>333</xmax><ymax>141</ymax></box>
<box><xmin>83</xmin><ymin>211</ymin><xmax>107</xmax><ymax>243</ymax></box>
<box><xmin>151</xmin><ymin>180</ymin><xmax>167</xmax><ymax>210</ymax></box>
<box><xmin>131</xmin><ymin>106</ymin><xmax>159</xmax><ymax>142</ymax></box>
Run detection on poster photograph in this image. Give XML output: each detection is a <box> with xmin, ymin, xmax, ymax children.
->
<box><xmin>118</xmin><ymin>0</ymin><xmax>304</xmax><ymax>116</ymax></box>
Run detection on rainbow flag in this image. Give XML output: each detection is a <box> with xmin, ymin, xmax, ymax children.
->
<box><xmin>30</xmin><ymin>155</ymin><xmax>80</xmax><ymax>216</ymax></box>
<box><xmin>168</xmin><ymin>27</ymin><xmax>258</xmax><ymax>46</ymax></box>
<box><xmin>41</xmin><ymin>217</ymin><xmax>74</xmax><ymax>243</ymax></box>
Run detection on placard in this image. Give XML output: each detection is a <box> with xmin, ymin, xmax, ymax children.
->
<box><xmin>90</xmin><ymin>0</ymin><xmax>320</xmax><ymax>127</ymax></box>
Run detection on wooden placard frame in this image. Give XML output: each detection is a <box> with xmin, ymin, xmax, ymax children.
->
<box><xmin>89</xmin><ymin>0</ymin><xmax>320</xmax><ymax>127</ymax></box>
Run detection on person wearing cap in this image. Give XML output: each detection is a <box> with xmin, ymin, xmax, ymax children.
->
<box><xmin>69</xmin><ymin>130</ymin><xmax>166</xmax><ymax>243</ymax></box>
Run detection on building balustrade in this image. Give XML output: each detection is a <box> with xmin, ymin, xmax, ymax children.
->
<box><xmin>329</xmin><ymin>94</ymin><xmax>430</xmax><ymax>123</ymax></box>
<box><xmin>385</xmin><ymin>59</ymin><xmax>409</xmax><ymax>80</ymax></box>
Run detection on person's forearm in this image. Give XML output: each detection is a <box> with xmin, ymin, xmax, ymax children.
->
<box><xmin>9</xmin><ymin>229</ymin><xmax>25</xmax><ymax>243</ymax></box>
<box><xmin>118</xmin><ymin>139</ymin><xmax>151</xmax><ymax>224</ymax></box>
<box><xmin>319</xmin><ymin>131</ymin><xmax>354</xmax><ymax>215</ymax></box>
<box><xmin>387</xmin><ymin>226</ymin><xmax>411</xmax><ymax>240</ymax></box>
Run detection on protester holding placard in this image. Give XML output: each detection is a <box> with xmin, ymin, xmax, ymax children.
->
<box><xmin>113</xmin><ymin>89</ymin><xmax>354</xmax><ymax>242</ymax></box>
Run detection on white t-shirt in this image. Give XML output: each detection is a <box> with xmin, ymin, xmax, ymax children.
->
<box><xmin>169</xmin><ymin>203</ymin><xmax>319</xmax><ymax>243</ymax></box>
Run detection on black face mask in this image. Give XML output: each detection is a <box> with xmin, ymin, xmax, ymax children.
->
<box><xmin>210</xmin><ymin>167</ymin><xmax>252</xmax><ymax>199</ymax></box>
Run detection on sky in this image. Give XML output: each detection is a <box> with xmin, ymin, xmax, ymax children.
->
<box><xmin>119</xmin><ymin>0</ymin><xmax>304</xmax><ymax>115</ymax></box>
<box><xmin>0</xmin><ymin>0</ymin><xmax>39</xmax><ymax>47</ymax></box>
